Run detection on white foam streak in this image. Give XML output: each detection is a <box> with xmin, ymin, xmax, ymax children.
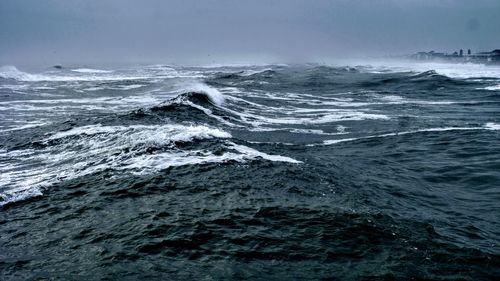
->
<box><xmin>0</xmin><ymin>121</ymin><xmax>49</xmax><ymax>132</ymax></box>
<box><xmin>119</xmin><ymin>142</ymin><xmax>301</xmax><ymax>175</ymax></box>
<box><xmin>241</xmin><ymin>68</ymin><xmax>273</xmax><ymax>76</ymax></box>
<box><xmin>228</xmin><ymin>143</ymin><xmax>302</xmax><ymax>163</ymax></box>
<box><xmin>207</xmin><ymin>91</ymin><xmax>389</xmax><ymax>127</ymax></box>
<box><xmin>246</xmin><ymin>111</ymin><xmax>389</xmax><ymax>125</ymax></box>
<box><xmin>483</xmin><ymin>85</ymin><xmax>500</xmax><ymax>91</ymax></box>
<box><xmin>320</xmin><ymin>124</ymin><xmax>499</xmax><ymax>146</ymax></box>
<box><xmin>71</xmin><ymin>68</ymin><xmax>113</xmax><ymax>74</ymax></box>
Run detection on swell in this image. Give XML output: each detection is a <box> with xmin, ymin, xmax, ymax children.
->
<box><xmin>2</xmin><ymin>63</ymin><xmax>500</xmax><ymax>280</ymax></box>
<box><xmin>0</xmin><ymin>84</ymin><xmax>303</xmax><ymax>207</ymax></box>
<box><xmin>359</xmin><ymin>70</ymin><xmax>473</xmax><ymax>89</ymax></box>
<box><xmin>211</xmin><ymin>66</ymin><xmax>358</xmax><ymax>84</ymax></box>
<box><xmin>214</xmin><ymin>69</ymin><xmax>278</xmax><ymax>80</ymax></box>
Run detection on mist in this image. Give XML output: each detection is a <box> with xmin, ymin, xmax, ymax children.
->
<box><xmin>1</xmin><ymin>0</ymin><xmax>499</xmax><ymax>66</ymax></box>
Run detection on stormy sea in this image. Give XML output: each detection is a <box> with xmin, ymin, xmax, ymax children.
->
<box><xmin>1</xmin><ymin>62</ymin><xmax>499</xmax><ymax>280</ymax></box>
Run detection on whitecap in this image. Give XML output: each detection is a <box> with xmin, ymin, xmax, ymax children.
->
<box><xmin>0</xmin><ymin>65</ymin><xmax>34</xmax><ymax>81</ymax></box>
<box><xmin>175</xmin><ymin>81</ymin><xmax>225</xmax><ymax>106</ymax></box>
<box><xmin>116</xmin><ymin>84</ymin><xmax>144</xmax><ymax>90</ymax></box>
<box><xmin>0</xmin><ymin>187</ymin><xmax>43</xmax><ymax>208</ymax></box>
<box><xmin>483</xmin><ymin>85</ymin><xmax>500</xmax><ymax>91</ymax></box>
<box><xmin>354</xmin><ymin>61</ymin><xmax>500</xmax><ymax>79</ymax></box>
<box><xmin>0</xmin><ymin>65</ymin><xmax>148</xmax><ymax>82</ymax></box>
<box><xmin>485</xmin><ymin>122</ymin><xmax>500</xmax><ymax>130</ymax></box>
<box><xmin>71</xmin><ymin>68</ymin><xmax>113</xmax><ymax>74</ymax></box>
<box><xmin>0</xmin><ymin>121</ymin><xmax>49</xmax><ymax>133</ymax></box>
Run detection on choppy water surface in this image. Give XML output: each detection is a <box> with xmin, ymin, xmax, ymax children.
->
<box><xmin>1</xmin><ymin>62</ymin><xmax>499</xmax><ymax>280</ymax></box>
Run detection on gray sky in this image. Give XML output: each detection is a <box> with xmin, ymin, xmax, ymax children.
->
<box><xmin>1</xmin><ymin>0</ymin><xmax>499</xmax><ymax>65</ymax></box>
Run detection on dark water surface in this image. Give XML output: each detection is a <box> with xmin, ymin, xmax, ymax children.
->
<box><xmin>1</xmin><ymin>63</ymin><xmax>500</xmax><ymax>280</ymax></box>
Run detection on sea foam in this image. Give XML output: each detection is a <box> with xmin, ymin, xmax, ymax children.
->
<box><xmin>175</xmin><ymin>81</ymin><xmax>225</xmax><ymax>106</ymax></box>
<box><xmin>0</xmin><ymin>65</ymin><xmax>148</xmax><ymax>82</ymax></box>
<box><xmin>319</xmin><ymin>124</ymin><xmax>499</xmax><ymax>146</ymax></box>
<box><xmin>0</xmin><ymin>123</ymin><xmax>300</xmax><ymax>206</ymax></box>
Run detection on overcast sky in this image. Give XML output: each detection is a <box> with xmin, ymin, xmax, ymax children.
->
<box><xmin>1</xmin><ymin>0</ymin><xmax>499</xmax><ymax>65</ymax></box>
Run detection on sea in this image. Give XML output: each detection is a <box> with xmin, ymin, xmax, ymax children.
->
<box><xmin>1</xmin><ymin>61</ymin><xmax>499</xmax><ymax>280</ymax></box>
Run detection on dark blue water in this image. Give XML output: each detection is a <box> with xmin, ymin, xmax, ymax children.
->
<box><xmin>1</xmin><ymin>63</ymin><xmax>500</xmax><ymax>280</ymax></box>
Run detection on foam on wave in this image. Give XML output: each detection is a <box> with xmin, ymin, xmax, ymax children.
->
<box><xmin>71</xmin><ymin>68</ymin><xmax>113</xmax><ymax>74</ymax></box>
<box><xmin>483</xmin><ymin>84</ymin><xmax>500</xmax><ymax>91</ymax></box>
<box><xmin>175</xmin><ymin>82</ymin><xmax>225</xmax><ymax>106</ymax></box>
<box><xmin>485</xmin><ymin>122</ymin><xmax>500</xmax><ymax>130</ymax></box>
<box><xmin>0</xmin><ymin>65</ymin><xmax>147</xmax><ymax>82</ymax></box>
<box><xmin>46</xmin><ymin>124</ymin><xmax>232</xmax><ymax>142</ymax></box>
<box><xmin>358</xmin><ymin>61</ymin><xmax>500</xmax><ymax>79</ymax></box>
<box><xmin>0</xmin><ymin>123</ymin><xmax>300</xmax><ymax>207</ymax></box>
<box><xmin>0</xmin><ymin>65</ymin><xmax>34</xmax><ymax>81</ymax></box>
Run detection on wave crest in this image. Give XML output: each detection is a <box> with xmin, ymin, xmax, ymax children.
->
<box><xmin>0</xmin><ymin>122</ymin><xmax>300</xmax><ymax>207</ymax></box>
<box><xmin>174</xmin><ymin>82</ymin><xmax>225</xmax><ymax>106</ymax></box>
<box><xmin>0</xmin><ymin>65</ymin><xmax>147</xmax><ymax>82</ymax></box>
<box><xmin>0</xmin><ymin>65</ymin><xmax>33</xmax><ymax>81</ymax></box>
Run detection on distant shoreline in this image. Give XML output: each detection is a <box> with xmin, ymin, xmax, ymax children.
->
<box><xmin>400</xmin><ymin>49</ymin><xmax>500</xmax><ymax>65</ymax></box>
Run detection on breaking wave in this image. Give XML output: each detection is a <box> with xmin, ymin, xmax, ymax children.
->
<box><xmin>0</xmin><ymin>122</ymin><xmax>300</xmax><ymax>207</ymax></box>
<box><xmin>0</xmin><ymin>65</ymin><xmax>148</xmax><ymax>82</ymax></box>
<box><xmin>71</xmin><ymin>68</ymin><xmax>114</xmax><ymax>74</ymax></box>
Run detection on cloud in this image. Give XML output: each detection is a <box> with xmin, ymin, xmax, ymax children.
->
<box><xmin>1</xmin><ymin>0</ymin><xmax>499</xmax><ymax>65</ymax></box>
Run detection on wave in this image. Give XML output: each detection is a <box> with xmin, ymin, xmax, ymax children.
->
<box><xmin>0</xmin><ymin>65</ymin><xmax>148</xmax><ymax>82</ymax></box>
<box><xmin>152</xmin><ymin>82</ymin><xmax>391</xmax><ymax>129</ymax></box>
<box><xmin>173</xmin><ymin>82</ymin><xmax>225</xmax><ymax>106</ymax></box>
<box><xmin>71</xmin><ymin>68</ymin><xmax>113</xmax><ymax>74</ymax></box>
<box><xmin>357</xmin><ymin>61</ymin><xmax>500</xmax><ymax>79</ymax></box>
<box><xmin>0</xmin><ymin>124</ymin><xmax>230</xmax><ymax>206</ymax></box>
<box><xmin>409</xmin><ymin>70</ymin><xmax>449</xmax><ymax>81</ymax></box>
<box><xmin>485</xmin><ymin>122</ymin><xmax>500</xmax><ymax>130</ymax></box>
<box><xmin>307</xmin><ymin>65</ymin><xmax>359</xmax><ymax>75</ymax></box>
<box><xmin>0</xmin><ymin>65</ymin><xmax>35</xmax><ymax>81</ymax></box>
<box><xmin>394</xmin><ymin>70</ymin><xmax>456</xmax><ymax>83</ymax></box>
<box><xmin>0</xmin><ymin>121</ymin><xmax>50</xmax><ymax>133</ymax></box>
<box><xmin>147</xmin><ymin>82</ymin><xmax>246</xmax><ymax>127</ymax></box>
<box><xmin>213</xmin><ymin>69</ymin><xmax>277</xmax><ymax>81</ymax></box>
<box><xmin>0</xmin><ymin>122</ymin><xmax>300</xmax><ymax>207</ymax></box>
<box><xmin>356</xmin><ymin>71</ymin><xmax>473</xmax><ymax>90</ymax></box>
<box><xmin>47</xmin><ymin>124</ymin><xmax>232</xmax><ymax>144</ymax></box>
<box><xmin>211</xmin><ymin>66</ymin><xmax>359</xmax><ymax>85</ymax></box>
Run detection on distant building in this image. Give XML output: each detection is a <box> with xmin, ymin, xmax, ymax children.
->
<box><xmin>407</xmin><ymin>48</ymin><xmax>500</xmax><ymax>64</ymax></box>
<box><xmin>473</xmin><ymin>50</ymin><xmax>500</xmax><ymax>62</ymax></box>
<box><xmin>492</xmin><ymin>49</ymin><xmax>500</xmax><ymax>61</ymax></box>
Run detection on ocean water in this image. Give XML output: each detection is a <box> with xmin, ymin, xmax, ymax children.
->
<box><xmin>1</xmin><ymin>62</ymin><xmax>499</xmax><ymax>280</ymax></box>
